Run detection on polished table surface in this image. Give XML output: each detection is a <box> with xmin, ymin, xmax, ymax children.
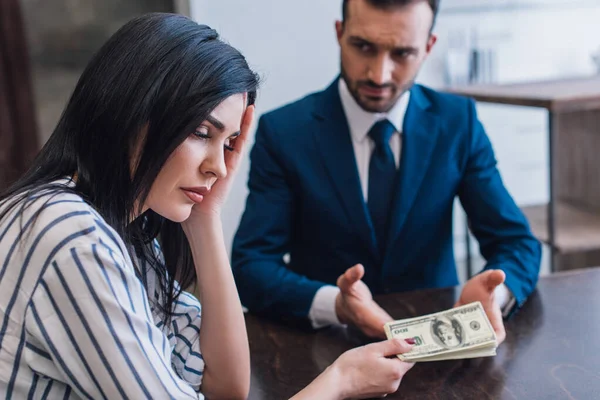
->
<box><xmin>246</xmin><ymin>268</ymin><xmax>600</xmax><ymax>399</ymax></box>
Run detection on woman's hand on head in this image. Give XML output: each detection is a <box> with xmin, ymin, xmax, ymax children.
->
<box><xmin>186</xmin><ymin>99</ymin><xmax>255</xmax><ymax>223</ymax></box>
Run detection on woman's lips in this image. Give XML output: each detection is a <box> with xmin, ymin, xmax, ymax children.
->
<box><xmin>181</xmin><ymin>186</ymin><xmax>210</xmax><ymax>204</ymax></box>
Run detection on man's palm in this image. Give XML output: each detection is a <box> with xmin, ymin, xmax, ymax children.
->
<box><xmin>455</xmin><ymin>269</ymin><xmax>507</xmax><ymax>344</ymax></box>
<box><xmin>336</xmin><ymin>264</ymin><xmax>393</xmax><ymax>339</ymax></box>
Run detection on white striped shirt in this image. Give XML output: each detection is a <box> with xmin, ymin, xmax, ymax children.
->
<box><xmin>0</xmin><ymin>183</ymin><xmax>205</xmax><ymax>399</ymax></box>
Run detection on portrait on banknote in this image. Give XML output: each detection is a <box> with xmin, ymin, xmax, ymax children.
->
<box><xmin>431</xmin><ymin>317</ymin><xmax>464</xmax><ymax>348</ymax></box>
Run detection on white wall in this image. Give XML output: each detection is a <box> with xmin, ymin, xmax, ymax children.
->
<box><xmin>188</xmin><ymin>1</ymin><xmax>600</xmax><ymax>265</ymax></box>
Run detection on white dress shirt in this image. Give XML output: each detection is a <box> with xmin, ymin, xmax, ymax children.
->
<box><xmin>308</xmin><ymin>79</ymin><xmax>513</xmax><ymax>329</ymax></box>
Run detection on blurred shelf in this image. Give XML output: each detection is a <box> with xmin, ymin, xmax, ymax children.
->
<box><xmin>522</xmin><ymin>202</ymin><xmax>600</xmax><ymax>253</ymax></box>
<box><xmin>453</xmin><ymin>77</ymin><xmax>600</xmax><ymax>272</ymax></box>
<box><xmin>441</xmin><ymin>0</ymin><xmax>600</xmax><ymax>15</ymax></box>
<box><xmin>446</xmin><ymin>76</ymin><xmax>600</xmax><ymax>112</ymax></box>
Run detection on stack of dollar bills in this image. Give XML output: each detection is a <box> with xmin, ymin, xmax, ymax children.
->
<box><xmin>383</xmin><ymin>302</ymin><xmax>497</xmax><ymax>362</ymax></box>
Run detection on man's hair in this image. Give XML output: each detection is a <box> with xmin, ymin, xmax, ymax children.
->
<box><xmin>342</xmin><ymin>0</ymin><xmax>440</xmax><ymax>32</ymax></box>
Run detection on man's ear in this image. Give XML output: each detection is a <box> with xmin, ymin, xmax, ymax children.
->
<box><xmin>335</xmin><ymin>20</ymin><xmax>344</xmax><ymax>44</ymax></box>
<box><xmin>425</xmin><ymin>33</ymin><xmax>437</xmax><ymax>55</ymax></box>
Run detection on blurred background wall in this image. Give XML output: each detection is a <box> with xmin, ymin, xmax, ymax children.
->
<box><xmin>20</xmin><ymin>0</ymin><xmax>174</xmax><ymax>143</ymax></box>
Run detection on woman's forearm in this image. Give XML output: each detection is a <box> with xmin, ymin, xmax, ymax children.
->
<box><xmin>184</xmin><ymin>216</ymin><xmax>249</xmax><ymax>399</ymax></box>
<box><xmin>290</xmin><ymin>365</ymin><xmax>342</xmax><ymax>400</ymax></box>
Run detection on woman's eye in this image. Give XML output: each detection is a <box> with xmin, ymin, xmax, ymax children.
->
<box><xmin>194</xmin><ymin>129</ymin><xmax>235</xmax><ymax>152</ymax></box>
<box><xmin>224</xmin><ymin>138</ymin><xmax>234</xmax><ymax>152</ymax></box>
<box><xmin>193</xmin><ymin>129</ymin><xmax>210</xmax><ymax>139</ymax></box>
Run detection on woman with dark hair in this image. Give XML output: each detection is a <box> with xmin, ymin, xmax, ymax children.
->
<box><xmin>0</xmin><ymin>13</ymin><xmax>414</xmax><ymax>399</ymax></box>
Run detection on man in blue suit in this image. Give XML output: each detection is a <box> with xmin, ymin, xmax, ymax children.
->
<box><xmin>232</xmin><ymin>0</ymin><xmax>541</xmax><ymax>342</ymax></box>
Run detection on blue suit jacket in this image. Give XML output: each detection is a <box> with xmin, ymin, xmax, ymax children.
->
<box><xmin>232</xmin><ymin>79</ymin><xmax>541</xmax><ymax>323</ymax></box>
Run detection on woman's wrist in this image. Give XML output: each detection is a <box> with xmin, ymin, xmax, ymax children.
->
<box><xmin>181</xmin><ymin>213</ymin><xmax>222</xmax><ymax>243</ymax></box>
<box><xmin>307</xmin><ymin>364</ymin><xmax>345</xmax><ymax>400</ymax></box>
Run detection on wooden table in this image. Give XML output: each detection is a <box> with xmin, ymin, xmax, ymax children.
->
<box><xmin>447</xmin><ymin>77</ymin><xmax>600</xmax><ymax>272</ymax></box>
<box><xmin>246</xmin><ymin>268</ymin><xmax>600</xmax><ymax>399</ymax></box>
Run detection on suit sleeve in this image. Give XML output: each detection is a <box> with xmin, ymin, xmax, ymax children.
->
<box><xmin>458</xmin><ymin>99</ymin><xmax>541</xmax><ymax>312</ymax></box>
<box><xmin>232</xmin><ymin>115</ymin><xmax>326</xmax><ymax>322</ymax></box>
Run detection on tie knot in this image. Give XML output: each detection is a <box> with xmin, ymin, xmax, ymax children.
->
<box><xmin>368</xmin><ymin>119</ymin><xmax>396</xmax><ymax>147</ymax></box>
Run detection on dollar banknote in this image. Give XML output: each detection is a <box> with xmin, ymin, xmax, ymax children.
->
<box><xmin>384</xmin><ymin>302</ymin><xmax>497</xmax><ymax>362</ymax></box>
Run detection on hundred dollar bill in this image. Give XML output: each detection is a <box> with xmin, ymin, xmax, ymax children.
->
<box><xmin>384</xmin><ymin>302</ymin><xmax>497</xmax><ymax>362</ymax></box>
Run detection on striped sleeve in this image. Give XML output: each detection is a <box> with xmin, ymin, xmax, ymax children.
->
<box><xmin>148</xmin><ymin>239</ymin><xmax>205</xmax><ymax>390</ymax></box>
<box><xmin>166</xmin><ymin>290</ymin><xmax>204</xmax><ymax>390</ymax></box>
<box><xmin>24</xmin><ymin>241</ymin><xmax>204</xmax><ymax>400</ymax></box>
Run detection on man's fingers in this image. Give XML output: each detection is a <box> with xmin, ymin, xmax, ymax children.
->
<box><xmin>495</xmin><ymin>327</ymin><xmax>507</xmax><ymax>344</ymax></box>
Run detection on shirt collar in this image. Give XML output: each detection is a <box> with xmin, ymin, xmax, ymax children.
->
<box><xmin>338</xmin><ymin>78</ymin><xmax>410</xmax><ymax>143</ymax></box>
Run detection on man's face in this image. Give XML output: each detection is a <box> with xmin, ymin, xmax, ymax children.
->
<box><xmin>336</xmin><ymin>0</ymin><xmax>437</xmax><ymax>113</ymax></box>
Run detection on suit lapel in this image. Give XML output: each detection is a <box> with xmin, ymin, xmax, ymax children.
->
<box><xmin>386</xmin><ymin>85</ymin><xmax>440</xmax><ymax>253</ymax></box>
<box><xmin>312</xmin><ymin>80</ymin><xmax>379</xmax><ymax>260</ymax></box>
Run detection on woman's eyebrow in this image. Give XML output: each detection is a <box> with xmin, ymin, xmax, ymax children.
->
<box><xmin>206</xmin><ymin>115</ymin><xmax>225</xmax><ymax>131</ymax></box>
<box><xmin>206</xmin><ymin>115</ymin><xmax>240</xmax><ymax>137</ymax></box>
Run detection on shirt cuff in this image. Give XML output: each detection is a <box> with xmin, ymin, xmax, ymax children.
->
<box><xmin>308</xmin><ymin>285</ymin><xmax>343</xmax><ymax>329</ymax></box>
<box><xmin>494</xmin><ymin>283</ymin><xmax>516</xmax><ymax>317</ymax></box>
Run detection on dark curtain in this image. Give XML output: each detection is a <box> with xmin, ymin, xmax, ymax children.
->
<box><xmin>0</xmin><ymin>0</ymin><xmax>39</xmax><ymax>190</ymax></box>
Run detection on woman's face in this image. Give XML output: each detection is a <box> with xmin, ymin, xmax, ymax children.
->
<box><xmin>145</xmin><ymin>94</ymin><xmax>245</xmax><ymax>222</ymax></box>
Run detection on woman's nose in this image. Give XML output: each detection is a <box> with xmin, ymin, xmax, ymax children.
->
<box><xmin>201</xmin><ymin>147</ymin><xmax>228</xmax><ymax>179</ymax></box>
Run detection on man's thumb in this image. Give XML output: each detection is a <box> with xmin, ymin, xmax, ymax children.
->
<box><xmin>484</xmin><ymin>269</ymin><xmax>506</xmax><ymax>291</ymax></box>
<box><xmin>337</xmin><ymin>264</ymin><xmax>364</xmax><ymax>291</ymax></box>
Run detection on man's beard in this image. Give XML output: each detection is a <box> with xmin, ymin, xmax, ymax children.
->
<box><xmin>340</xmin><ymin>64</ymin><xmax>414</xmax><ymax>113</ymax></box>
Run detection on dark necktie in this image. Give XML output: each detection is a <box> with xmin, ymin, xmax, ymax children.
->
<box><xmin>367</xmin><ymin>119</ymin><xmax>397</xmax><ymax>254</ymax></box>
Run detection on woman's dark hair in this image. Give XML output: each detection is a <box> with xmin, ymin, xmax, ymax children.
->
<box><xmin>0</xmin><ymin>13</ymin><xmax>259</xmax><ymax>322</ymax></box>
